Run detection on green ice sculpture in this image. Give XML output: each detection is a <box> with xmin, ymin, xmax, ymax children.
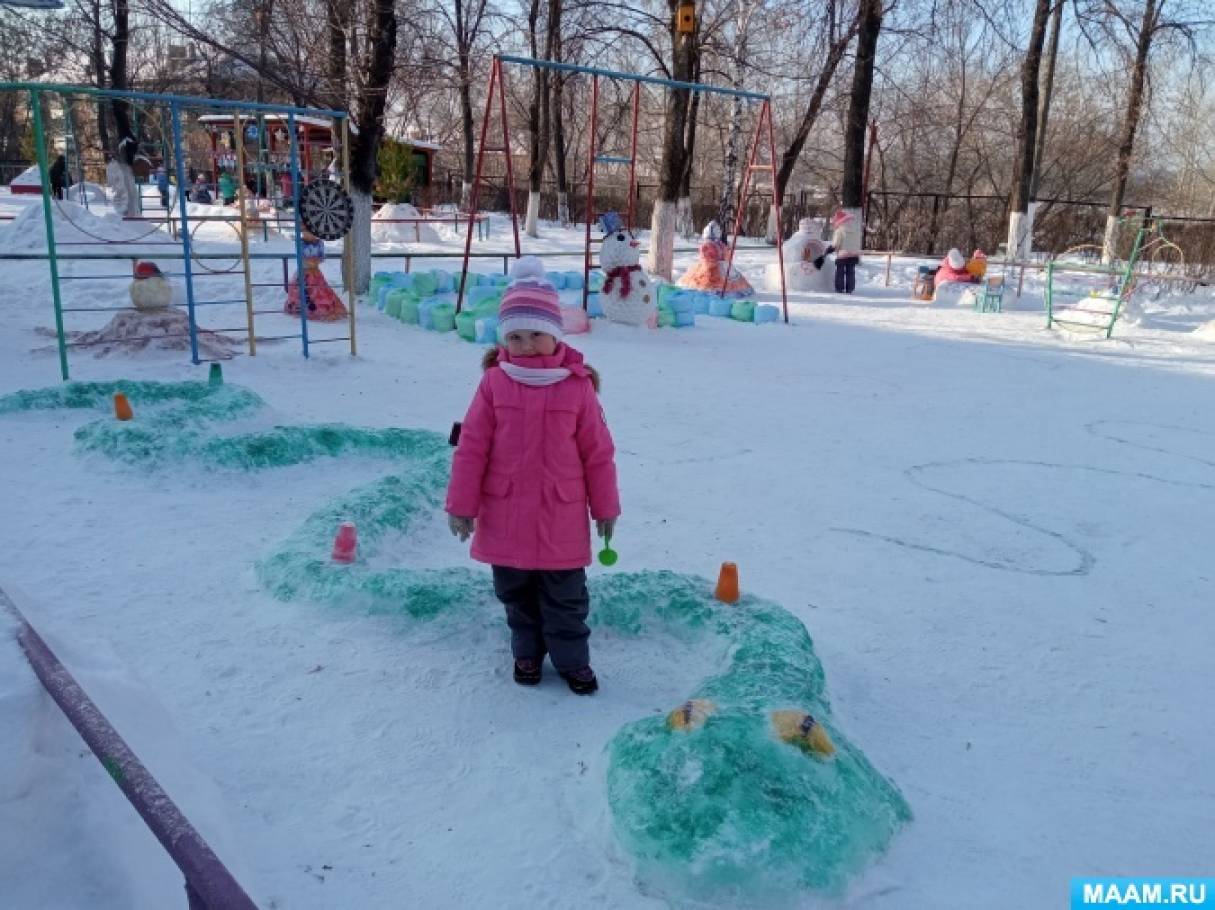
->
<box><xmin>0</xmin><ymin>380</ymin><xmax>910</xmax><ymax>899</ymax></box>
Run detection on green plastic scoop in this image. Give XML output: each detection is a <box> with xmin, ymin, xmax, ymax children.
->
<box><xmin>598</xmin><ymin>532</ymin><xmax>618</xmax><ymax>566</ymax></box>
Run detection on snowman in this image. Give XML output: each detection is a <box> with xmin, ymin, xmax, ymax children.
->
<box><xmin>766</xmin><ymin>217</ymin><xmax>834</xmax><ymax>293</ymax></box>
<box><xmin>129</xmin><ymin>260</ymin><xmax>173</xmax><ymax>311</ymax></box>
<box><xmin>597</xmin><ymin>212</ymin><xmax>656</xmax><ymax>327</ymax></box>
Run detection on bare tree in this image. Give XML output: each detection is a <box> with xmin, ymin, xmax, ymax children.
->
<box><xmin>840</xmin><ymin>0</ymin><xmax>883</xmax><ymax>220</ymax></box>
<box><xmin>1005</xmin><ymin>0</ymin><xmax>1052</xmax><ymax>260</ymax></box>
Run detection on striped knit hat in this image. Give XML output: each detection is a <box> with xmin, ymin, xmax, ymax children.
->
<box><xmin>498</xmin><ymin>256</ymin><xmax>563</xmax><ymax>339</ymax></box>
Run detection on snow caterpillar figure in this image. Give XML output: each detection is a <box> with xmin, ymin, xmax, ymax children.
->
<box><xmin>598</xmin><ymin>212</ymin><xmax>656</xmax><ymax>327</ymax></box>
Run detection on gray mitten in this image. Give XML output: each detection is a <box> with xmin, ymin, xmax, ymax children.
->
<box><xmin>448</xmin><ymin>514</ymin><xmax>475</xmax><ymax>541</ymax></box>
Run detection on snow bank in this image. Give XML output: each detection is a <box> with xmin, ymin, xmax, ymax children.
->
<box><xmin>371</xmin><ymin>202</ymin><xmax>446</xmax><ymax>243</ymax></box>
<box><xmin>0</xmin><ymin>199</ymin><xmax>163</xmax><ymax>252</ymax></box>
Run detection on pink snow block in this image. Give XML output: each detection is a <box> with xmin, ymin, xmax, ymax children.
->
<box><xmin>561</xmin><ymin>304</ymin><xmax>591</xmax><ymax>335</ymax></box>
<box><xmin>331</xmin><ymin>521</ymin><xmax>357</xmax><ymax>563</ymax></box>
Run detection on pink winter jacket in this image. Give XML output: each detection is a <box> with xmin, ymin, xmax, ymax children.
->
<box><xmin>445</xmin><ymin>344</ymin><xmax>621</xmax><ymax>570</ymax></box>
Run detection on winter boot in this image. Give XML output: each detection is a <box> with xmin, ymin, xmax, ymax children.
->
<box><xmin>513</xmin><ymin>657</ymin><xmax>543</xmax><ymax>686</ymax></box>
<box><xmin>560</xmin><ymin>666</ymin><xmax>599</xmax><ymax>696</ymax></box>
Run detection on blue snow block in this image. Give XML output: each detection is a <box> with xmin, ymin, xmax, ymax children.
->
<box><xmin>708</xmin><ymin>297</ymin><xmax>734</xmax><ymax>317</ymax></box>
<box><xmin>468</xmin><ymin>285</ymin><xmax>502</xmax><ymax>309</ymax></box>
<box><xmin>673</xmin><ymin>309</ymin><xmax>696</xmax><ymax>328</ymax></box>
<box><xmin>545</xmin><ymin>271</ymin><xmax>567</xmax><ymax>290</ymax></box>
<box><xmin>689</xmin><ymin>292</ymin><xmax>712</xmax><ymax>315</ymax></box>
<box><xmin>431</xmin><ymin>269</ymin><xmax>454</xmax><ymax>293</ymax></box>
<box><xmin>754</xmin><ymin>303</ymin><xmax>780</xmax><ymax>324</ymax></box>
<box><xmin>667</xmin><ymin>291</ymin><xmax>696</xmax><ymax>314</ymax></box>
<box><xmin>461</xmin><ymin>271</ymin><xmax>483</xmax><ymax>287</ymax></box>
<box><xmin>586</xmin><ymin>293</ymin><xmax>604</xmax><ymax>318</ymax></box>
<box><xmin>474</xmin><ymin>315</ymin><xmax>499</xmax><ymax>344</ymax></box>
<box><xmin>490</xmin><ymin>273</ymin><xmax>510</xmax><ymax>287</ymax></box>
<box><xmin>418</xmin><ymin>297</ymin><xmax>442</xmax><ymax>330</ymax></box>
<box><xmin>564</xmin><ymin>271</ymin><xmax>584</xmax><ymax>290</ymax></box>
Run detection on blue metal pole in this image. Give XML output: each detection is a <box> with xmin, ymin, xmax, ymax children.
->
<box><xmin>287</xmin><ymin>111</ymin><xmax>310</xmax><ymax>358</ymax></box>
<box><xmin>30</xmin><ymin>89</ymin><xmax>70</xmax><ymax>381</ymax></box>
<box><xmin>0</xmin><ymin>81</ymin><xmax>347</xmax><ymax>120</ymax></box>
<box><xmin>495</xmin><ymin>55</ymin><xmax>770</xmax><ymax>101</ymax></box>
<box><xmin>169</xmin><ymin>102</ymin><xmax>201</xmax><ymax>364</ymax></box>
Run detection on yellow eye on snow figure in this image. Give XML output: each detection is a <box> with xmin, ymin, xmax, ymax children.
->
<box><xmin>771</xmin><ymin>710</ymin><xmax>836</xmax><ymax>757</ymax></box>
<box><xmin>666</xmin><ymin>699</ymin><xmax>716</xmax><ymax>731</ymax></box>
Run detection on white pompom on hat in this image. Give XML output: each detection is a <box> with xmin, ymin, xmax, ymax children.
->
<box><xmin>946</xmin><ymin>248</ymin><xmax>966</xmax><ymax>270</ymax></box>
<box><xmin>498</xmin><ymin>255</ymin><xmax>564</xmax><ymax>339</ymax></box>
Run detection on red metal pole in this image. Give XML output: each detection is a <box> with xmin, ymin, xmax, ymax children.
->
<box><xmin>497</xmin><ymin>63</ymin><xmax>522</xmax><ymax>261</ymax></box>
<box><xmin>582</xmin><ymin>74</ymin><xmax>600</xmax><ymax>311</ymax></box>
<box><xmin>766</xmin><ymin>101</ymin><xmax>789</xmax><ymax>323</ymax></box>
<box><xmin>721</xmin><ymin>102</ymin><xmax>766</xmax><ymax>298</ymax></box>
<box><xmin>625</xmin><ymin>81</ymin><xmax>640</xmax><ymax>231</ymax></box>
<box><xmin>458</xmin><ymin>57</ymin><xmax>501</xmax><ymax>312</ymax></box>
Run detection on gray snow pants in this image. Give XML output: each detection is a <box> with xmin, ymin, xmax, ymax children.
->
<box><xmin>491</xmin><ymin>566</ymin><xmax>590</xmax><ymax>673</ymax></box>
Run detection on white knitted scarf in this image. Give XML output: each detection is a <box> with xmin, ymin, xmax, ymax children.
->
<box><xmin>499</xmin><ymin>361</ymin><xmax>571</xmax><ymax>387</ymax></box>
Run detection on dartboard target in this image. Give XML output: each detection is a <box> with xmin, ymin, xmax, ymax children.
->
<box><xmin>299</xmin><ymin>179</ymin><xmax>354</xmax><ymax>240</ymax></box>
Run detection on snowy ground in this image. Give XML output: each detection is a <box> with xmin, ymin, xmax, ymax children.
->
<box><xmin>2</xmin><ymin>188</ymin><xmax>1214</xmax><ymax>909</ymax></box>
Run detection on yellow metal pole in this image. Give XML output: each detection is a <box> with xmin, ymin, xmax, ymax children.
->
<box><xmin>341</xmin><ymin>117</ymin><xmax>356</xmax><ymax>356</ymax></box>
<box><xmin>235</xmin><ymin>113</ymin><xmax>257</xmax><ymax>355</ymax></box>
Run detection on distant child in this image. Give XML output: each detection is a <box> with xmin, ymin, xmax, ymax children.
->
<box><xmin>823</xmin><ymin>208</ymin><xmax>862</xmax><ymax>294</ymax></box>
<box><xmin>446</xmin><ymin>256</ymin><xmax>620</xmax><ymax>695</ymax></box>
<box><xmin>218</xmin><ymin>169</ymin><xmax>237</xmax><ymax>205</ymax></box>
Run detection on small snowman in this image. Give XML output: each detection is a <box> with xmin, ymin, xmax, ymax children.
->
<box><xmin>129</xmin><ymin>260</ymin><xmax>173</xmax><ymax>311</ymax></box>
<box><xmin>597</xmin><ymin>212</ymin><xmax>656</xmax><ymax>327</ymax></box>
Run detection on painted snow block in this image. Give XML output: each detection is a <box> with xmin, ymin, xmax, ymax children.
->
<box><xmin>489</xmin><ymin>273</ymin><xmax>510</xmax><ymax>287</ymax></box>
<box><xmin>656</xmin><ymin>305</ymin><xmax>676</xmax><ymax>328</ymax></box>
<box><xmin>370</xmin><ymin>275</ymin><xmax>391</xmax><ymax>309</ymax></box>
<box><xmin>586</xmin><ymin>293</ymin><xmax>604</xmax><ymax>318</ymax></box>
<box><xmin>688</xmin><ymin>292</ymin><xmax>712</xmax><ymax>315</ymax></box>
<box><xmin>410</xmin><ymin>272</ymin><xmax>439</xmax><ymax>297</ymax></box>
<box><xmin>730</xmin><ymin>299</ymin><xmax>757</xmax><ymax>322</ymax></box>
<box><xmin>561</xmin><ymin>305</ymin><xmax>591</xmax><ymax>335</ymax></box>
<box><xmin>754</xmin><ymin>304</ymin><xmax>780</xmax><ymax>324</ymax></box>
<box><xmin>588</xmin><ymin>270</ymin><xmax>605</xmax><ymax>292</ymax></box>
<box><xmin>384</xmin><ymin>288</ymin><xmax>412</xmax><ymax>320</ymax></box>
<box><xmin>563</xmin><ymin>271</ymin><xmax>584</xmax><ymax>290</ymax></box>
<box><xmin>430</xmin><ymin>302</ymin><xmax>456</xmax><ymax>333</ymax></box>
<box><xmin>666</xmin><ymin>292</ymin><xmax>696</xmax><ymax>315</ymax></box>
<box><xmin>431</xmin><ymin>270</ymin><xmax>454</xmax><ymax>293</ymax></box>
<box><xmin>418</xmin><ymin>297</ymin><xmax>443</xmax><ymax>330</ymax></box>
<box><xmin>455</xmin><ymin>311</ymin><xmax>478</xmax><ymax>341</ymax></box>
<box><xmin>545</xmin><ymin>271</ymin><xmax>567</xmax><ymax>290</ymax></box>
<box><xmin>399</xmin><ymin>294</ymin><xmax>421</xmax><ymax>325</ymax></box>
<box><xmin>467</xmin><ymin>286</ymin><xmax>502</xmax><ymax>310</ymax></box>
<box><xmin>474</xmin><ymin>315</ymin><xmax>499</xmax><ymax>344</ymax></box>
<box><xmin>673</xmin><ymin>309</ymin><xmax>696</xmax><ymax>328</ymax></box>
<box><xmin>708</xmin><ymin>297</ymin><xmax>734</xmax><ymax>317</ymax></box>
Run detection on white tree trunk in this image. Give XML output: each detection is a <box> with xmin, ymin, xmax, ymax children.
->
<box><xmin>525</xmin><ymin>190</ymin><xmax>541</xmax><ymax>238</ymax></box>
<box><xmin>646</xmin><ymin>199</ymin><xmax>678</xmax><ymax>279</ymax></box>
<box><xmin>676</xmin><ymin>196</ymin><xmax>694</xmax><ymax>237</ymax></box>
<box><xmin>556</xmin><ymin>192</ymin><xmax>570</xmax><ymax>227</ymax></box>
<box><xmin>350</xmin><ymin>187</ymin><xmax>373</xmax><ymax>294</ymax></box>
<box><xmin>1101</xmin><ymin>214</ymin><xmax>1119</xmax><ymax>264</ymax></box>
<box><xmin>1006</xmin><ymin>210</ymin><xmax>1033</xmax><ymax>263</ymax></box>
<box><xmin>765</xmin><ymin>203</ymin><xmax>778</xmax><ymax>244</ymax></box>
<box><xmin>461</xmin><ymin>180</ymin><xmax>473</xmax><ymax>210</ymax></box>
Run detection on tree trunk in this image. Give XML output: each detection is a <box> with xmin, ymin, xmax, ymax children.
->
<box><xmin>677</xmin><ymin>55</ymin><xmax>702</xmax><ymax>238</ymax></box>
<box><xmin>553</xmin><ymin>74</ymin><xmax>570</xmax><ymax>225</ymax></box>
<box><xmin>767</xmin><ymin>8</ymin><xmax>857</xmax><ymax>241</ymax></box>
<box><xmin>716</xmin><ymin>0</ymin><xmax>752</xmax><ymax>239</ymax></box>
<box><xmin>840</xmin><ymin>0</ymin><xmax>882</xmax><ymax>210</ymax></box>
<box><xmin>646</xmin><ymin>0</ymin><xmax>696</xmax><ymax>278</ymax></box>
<box><xmin>107</xmin><ymin>0</ymin><xmax>139</xmax><ymax>216</ymax></box>
<box><xmin>1029</xmin><ymin>0</ymin><xmax>1064</xmax><ymax>201</ymax></box>
<box><xmin>91</xmin><ymin>0</ymin><xmax>111</xmax><ymax>155</ymax></box>
<box><xmin>326</xmin><ymin>0</ymin><xmax>349</xmax><ymax>112</ymax></box>
<box><xmin>1103</xmin><ymin>0</ymin><xmax>1159</xmax><ymax>263</ymax></box>
<box><xmin>349</xmin><ymin>0</ymin><xmax>397</xmax><ymax>292</ymax></box>
<box><xmin>1006</xmin><ymin>0</ymin><xmax>1052</xmax><ymax>261</ymax></box>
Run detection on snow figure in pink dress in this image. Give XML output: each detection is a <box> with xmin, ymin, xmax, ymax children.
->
<box><xmin>285</xmin><ymin>229</ymin><xmax>348</xmax><ymax>321</ymax></box>
<box><xmin>676</xmin><ymin>220</ymin><xmax>755</xmax><ymax>297</ymax></box>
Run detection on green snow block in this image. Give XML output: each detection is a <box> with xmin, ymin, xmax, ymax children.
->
<box><xmin>410</xmin><ymin>271</ymin><xmax>439</xmax><ymax>297</ymax></box>
<box><xmin>456</xmin><ymin>310</ymin><xmax>478</xmax><ymax>341</ymax></box>
<box><xmin>399</xmin><ymin>293</ymin><xmax>422</xmax><ymax>324</ymax></box>
<box><xmin>384</xmin><ymin>288</ymin><xmax>413</xmax><ymax>320</ymax></box>
<box><xmin>730</xmin><ymin>299</ymin><xmax>756</xmax><ymax>322</ymax></box>
<box><xmin>588</xmin><ymin>270</ymin><xmax>605</xmax><ymax>292</ymax></box>
<box><xmin>657</xmin><ymin>305</ymin><xmax>676</xmax><ymax>328</ymax></box>
<box><xmin>430</xmin><ymin>302</ymin><xmax>457</xmax><ymax>333</ymax></box>
<box><xmin>657</xmin><ymin>282</ymin><xmax>680</xmax><ymax>306</ymax></box>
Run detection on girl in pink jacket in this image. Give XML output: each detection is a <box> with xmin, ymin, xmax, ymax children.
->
<box><xmin>446</xmin><ymin>257</ymin><xmax>621</xmax><ymax>695</ymax></box>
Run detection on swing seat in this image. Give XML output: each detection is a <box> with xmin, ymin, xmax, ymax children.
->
<box><xmin>975</xmin><ymin>275</ymin><xmax>1005</xmax><ymax>313</ymax></box>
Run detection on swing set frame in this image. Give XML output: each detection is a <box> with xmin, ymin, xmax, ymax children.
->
<box><xmin>456</xmin><ymin>54</ymin><xmax>788</xmax><ymax>323</ymax></box>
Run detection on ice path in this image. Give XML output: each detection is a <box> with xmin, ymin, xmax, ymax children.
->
<box><xmin>1</xmin><ymin>380</ymin><xmax>910</xmax><ymax>899</ymax></box>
